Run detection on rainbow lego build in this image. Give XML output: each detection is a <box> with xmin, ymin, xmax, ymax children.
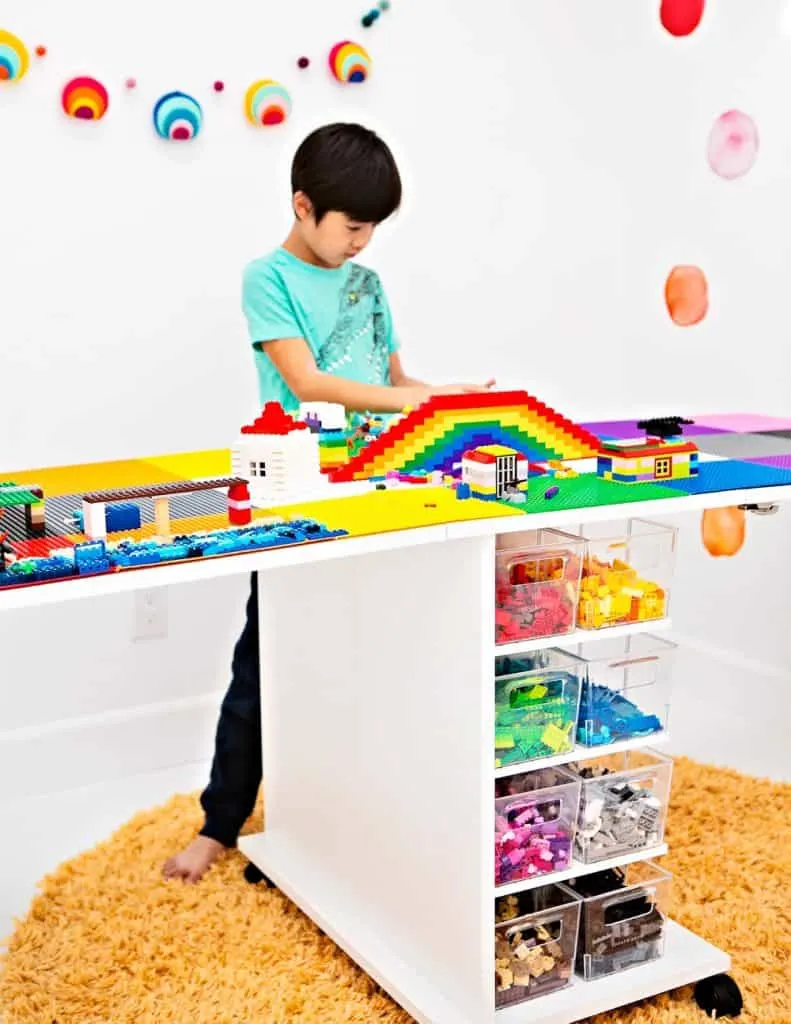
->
<box><xmin>327</xmin><ymin>390</ymin><xmax>600</xmax><ymax>483</ymax></box>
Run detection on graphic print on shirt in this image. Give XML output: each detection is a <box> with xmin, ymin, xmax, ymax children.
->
<box><xmin>316</xmin><ymin>265</ymin><xmax>391</xmax><ymax>385</ymax></box>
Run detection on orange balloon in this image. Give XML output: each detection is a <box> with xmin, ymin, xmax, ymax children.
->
<box><xmin>701</xmin><ymin>507</ymin><xmax>745</xmax><ymax>556</ymax></box>
<box><xmin>665</xmin><ymin>265</ymin><xmax>709</xmax><ymax>326</ymax></box>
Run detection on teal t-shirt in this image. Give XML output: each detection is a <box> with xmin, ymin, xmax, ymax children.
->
<box><xmin>241</xmin><ymin>247</ymin><xmax>400</xmax><ymax>411</ymax></box>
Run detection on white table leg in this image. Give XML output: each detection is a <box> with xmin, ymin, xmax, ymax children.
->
<box><xmin>240</xmin><ymin>535</ymin><xmax>496</xmax><ymax>1023</ymax></box>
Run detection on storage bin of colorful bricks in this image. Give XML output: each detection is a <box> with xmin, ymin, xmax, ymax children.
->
<box><xmin>565</xmin><ymin>860</ymin><xmax>671</xmax><ymax>981</ymax></box>
<box><xmin>494</xmin><ymin>649</ymin><xmax>583</xmax><ymax>768</ymax></box>
<box><xmin>561</xmin><ymin>634</ymin><xmax>676</xmax><ymax>747</ymax></box>
<box><xmin>494</xmin><ymin>883</ymin><xmax>582</xmax><ymax>1008</ymax></box>
<box><xmin>565</xmin><ymin>750</ymin><xmax>672</xmax><ymax>864</ymax></box>
<box><xmin>495</xmin><ymin>530</ymin><xmax>585</xmax><ymax>644</ymax></box>
<box><xmin>494</xmin><ymin>767</ymin><xmax>581</xmax><ymax>887</ymax></box>
<box><xmin>576</xmin><ymin>519</ymin><xmax>676</xmax><ymax>630</ymax></box>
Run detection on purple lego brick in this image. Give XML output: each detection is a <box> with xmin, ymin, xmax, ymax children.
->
<box><xmin>581</xmin><ymin>419</ymin><xmax>726</xmax><ymax>440</ymax></box>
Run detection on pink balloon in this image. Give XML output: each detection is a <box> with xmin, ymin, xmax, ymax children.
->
<box><xmin>707</xmin><ymin>110</ymin><xmax>759</xmax><ymax>180</ymax></box>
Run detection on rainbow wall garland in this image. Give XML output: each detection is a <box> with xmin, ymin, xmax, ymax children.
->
<box><xmin>0</xmin><ymin>28</ymin><xmax>29</xmax><ymax>82</ymax></box>
<box><xmin>61</xmin><ymin>76</ymin><xmax>109</xmax><ymax>120</ymax></box>
<box><xmin>153</xmin><ymin>91</ymin><xmax>203</xmax><ymax>141</ymax></box>
<box><xmin>245</xmin><ymin>79</ymin><xmax>291</xmax><ymax>127</ymax></box>
<box><xmin>0</xmin><ymin>27</ymin><xmax>375</xmax><ymax>140</ymax></box>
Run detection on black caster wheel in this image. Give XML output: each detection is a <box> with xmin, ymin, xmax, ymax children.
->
<box><xmin>244</xmin><ymin>862</ymin><xmax>274</xmax><ymax>886</ymax></box>
<box><xmin>694</xmin><ymin>974</ymin><xmax>744</xmax><ymax>1018</ymax></box>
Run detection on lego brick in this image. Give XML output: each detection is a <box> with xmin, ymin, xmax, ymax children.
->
<box><xmin>659</xmin><ymin>459</ymin><xmax>791</xmax><ymax>495</ymax></box>
<box><xmin>105</xmin><ymin>503</ymin><xmax>142</xmax><ymax>532</ymax></box>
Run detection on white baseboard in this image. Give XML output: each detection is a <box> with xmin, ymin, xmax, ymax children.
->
<box><xmin>0</xmin><ymin>692</ymin><xmax>224</xmax><ymax>801</ymax></box>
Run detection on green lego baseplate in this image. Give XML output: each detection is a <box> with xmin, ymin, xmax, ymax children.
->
<box><xmin>519</xmin><ymin>474</ymin><xmax>682</xmax><ymax>514</ymax></box>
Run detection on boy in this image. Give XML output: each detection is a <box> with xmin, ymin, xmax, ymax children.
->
<box><xmin>163</xmin><ymin>122</ymin><xmax>493</xmax><ymax>882</ymax></box>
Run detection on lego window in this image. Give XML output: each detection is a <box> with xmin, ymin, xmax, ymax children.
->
<box><xmin>248</xmin><ymin>461</ymin><xmax>267</xmax><ymax>478</ymax></box>
<box><xmin>654</xmin><ymin>457</ymin><xmax>672</xmax><ymax>479</ymax></box>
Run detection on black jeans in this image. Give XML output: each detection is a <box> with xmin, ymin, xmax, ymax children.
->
<box><xmin>199</xmin><ymin>572</ymin><xmax>262</xmax><ymax>847</ymax></box>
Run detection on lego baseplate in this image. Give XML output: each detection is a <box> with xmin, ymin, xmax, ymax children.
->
<box><xmin>4</xmin><ymin>413</ymin><xmax>791</xmax><ymax>594</ymax></box>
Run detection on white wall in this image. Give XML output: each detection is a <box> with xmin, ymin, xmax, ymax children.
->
<box><xmin>1</xmin><ymin>0</ymin><xmax>789</xmax><ymax>853</ymax></box>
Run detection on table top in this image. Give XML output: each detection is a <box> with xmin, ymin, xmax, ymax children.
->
<box><xmin>2</xmin><ymin>408</ymin><xmax>791</xmax><ymax>611</ymax></box>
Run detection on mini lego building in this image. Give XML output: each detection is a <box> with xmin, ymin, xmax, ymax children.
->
<box><xmin>80</xmin><ymin>478</ymin><xmax>248</xmax><ymax>540</ymax></box>
<box><xmin>231</xmin><ymin>402</ymin><xmax>329</xmax><ymax>507</ymax></box>
<box><xmin>596</xmin><ymin>438</ymin><xmax>698</xmax><ymax>484</ymax></box>
<box><xmin>461</xmin><ymin>445</ymin><xmax>528</xmax><ymax>502</ymax></box>
<box><xmin>0</xmin><ymin>482</ymin><xmax>46</xmax><ymax>537</ymax></box>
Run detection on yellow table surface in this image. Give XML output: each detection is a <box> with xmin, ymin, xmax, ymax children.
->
<box><xmin>1</xmin><ymin>450</ymin><xmax>524</xmax><ymax>541</ymax></box>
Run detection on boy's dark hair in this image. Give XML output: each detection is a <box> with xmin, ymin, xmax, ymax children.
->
<box><xmin>291</xmin><ymin>123</ymin><xmax>402</xmax><ymax>225</ymax></box>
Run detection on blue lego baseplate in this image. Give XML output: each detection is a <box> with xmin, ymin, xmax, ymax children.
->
<box><xmin>658</xmin><ymin>459</ymin><xmax>791</xmax><ymax>495</ymax></box>
<box><xmin>0</xmin><ymin>519</ymin><xmax>348</xmax><ymax>589</ymax></box>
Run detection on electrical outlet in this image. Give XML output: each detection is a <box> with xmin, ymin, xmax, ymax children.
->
<box><xmin>134</xmin><ymin>588</ymin><xmax>168</xmax><ymax>641</ymax></box>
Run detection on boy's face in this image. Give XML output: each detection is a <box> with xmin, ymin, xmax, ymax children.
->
<box><xmin>294</xmin><ymin>192</ymin><xmax>375</xmax><ymax>268</ymax></box>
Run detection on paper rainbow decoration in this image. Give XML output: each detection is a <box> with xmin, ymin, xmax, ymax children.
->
<box><xmin>61</xmin><ymin>77</ymin><xmax>109</xmax><ymax>120</ymax></box>
<box><xmin>153</xmin><ymin>91</ymin><xmax>203</xmax><ymax>140</ymax></box>
<box><xmin>328</xmin><ymin>41</ymin><xmax>371</xmax><ymax>83</ymax></box>
<box><xmin>0</xmin><ymin>29</ymin><xmax>30</xmax><ymax>83</ymax></box>
<box><xmin>244</xmin><ymin>79</ymin><xmax>291</xmax><ymax>126</ymax></box>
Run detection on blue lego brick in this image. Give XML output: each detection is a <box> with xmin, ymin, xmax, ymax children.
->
<box><xmin>74</xmin><ymin>541</ymin><xmax>109</xmax><ymax>574</ymax></box>
<box><xmin>610</xmin><ymin>472</ymin><xmax>639</xmax><ymax>483</ymax></box>
<box><xmin>660</xmin><ymin>459</ymin><xmax>791</xmax><ymax>495</ymax></box>
<box><xmin>106</xmin><ymin>502</ymin><xmax>142</xmax><ymax>532</ymax></box>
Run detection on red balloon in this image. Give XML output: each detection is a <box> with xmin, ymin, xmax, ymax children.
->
<box><xmin>660</xmin><ymin>0</ymin><xmax>705</xmax><ymax>37</ymax></box>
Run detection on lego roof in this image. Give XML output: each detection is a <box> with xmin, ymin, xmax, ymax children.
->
<box><xmin>241</xmin><ymin>402</ymin><xmax>308</xmax><ymax>436</ymax></box>
<box><xmin>463</xmin><ymin>445</ymin><xmax>528</xmax><ymax>463</ymax></box>
<box><xmin>599</xmin><ymin>439</ymin><xmax>698</xmax><ymax>458</ymax></box>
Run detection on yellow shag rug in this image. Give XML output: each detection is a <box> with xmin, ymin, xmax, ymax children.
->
<box><xmin>1</xmin><ymin>758</ymin><xmax>789</xmax><ymax>1024</ymax></box>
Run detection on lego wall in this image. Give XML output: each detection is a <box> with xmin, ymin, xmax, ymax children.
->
<box><xmin>0</xmin><ymin>0</ymin><xmax>789</xmax><ymax>825</ymax></box>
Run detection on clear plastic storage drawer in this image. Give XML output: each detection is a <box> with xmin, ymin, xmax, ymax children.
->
<box><xmin>577</xmin><ymin>519</ymin><xmax>676</xmax><ymax>630</ymax></box>
<box><xmin>565</xmin><ymin>750</ymin><xmax>672</xmax><ymax>864</ymax></box>
<box><xmin>566</xmin><ymin>860</ymin><xmax>671</xmax><ymax>980</ymax></box>
<box><xmin>494</xmin><ymin>884</ymin><xmax>582</xmax><ymax>1008</ymax></box>
<box><xmin>563</xmin><ymin>634</ymin><xmax>676</xmax><ymax>747</ymax></box>
<box><xmin>495</xmin><ymin>767</ymin><xmax>581</xmax><ymax>886</ymax></box>
<box><xmin>495</xmin><ymin>529</ymin><xmax>585</xmax><ymax>644</ymax></box>
<box><xmin>495</xmin><ymin>649</ymin><xmax>583</xmax><ymax>768</ymax></box>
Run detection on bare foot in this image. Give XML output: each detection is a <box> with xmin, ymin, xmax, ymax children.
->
<box><xmin>162</xmin><ymin>835</ymin><xmax>225</xmax><ymax>883</ymax></box>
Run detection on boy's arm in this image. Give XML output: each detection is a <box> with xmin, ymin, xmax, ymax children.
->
<box><xmin>261</xmin><ymin>339</ymin><xmax>494</xmax><ymax>413</ymax></box>
<box><xmin>262</xmin><ymin>338</ymin><xmax>430</xmax><ymax>413</ymax></box>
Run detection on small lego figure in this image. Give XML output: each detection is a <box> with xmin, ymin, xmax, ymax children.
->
<box><xmin>347</xmin><ymin>420</ymin><xmax>372</xmax><ymax>458</ymax></box>
<box><xmin>0</xmin><ymin>531</ymin><xmax>16</xmax><ymax>571</ymax></box>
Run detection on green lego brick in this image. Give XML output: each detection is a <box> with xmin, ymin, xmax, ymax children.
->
<box><xmin>0</xmin><ymin>485</ymin><xmax>39</xmax><ymax>508</ymax></box>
